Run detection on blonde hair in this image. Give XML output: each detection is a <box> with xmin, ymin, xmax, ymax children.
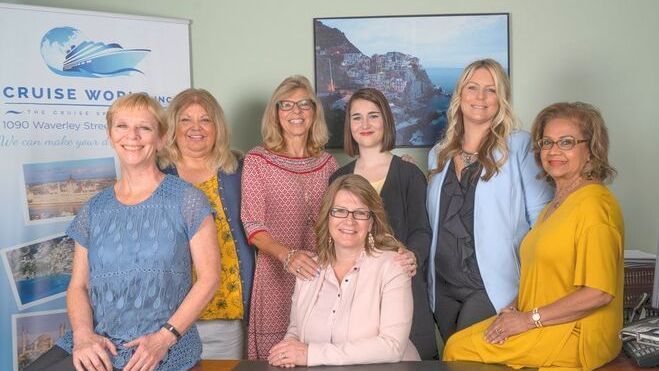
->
<box><xmin>159</xmin><ymin>88</ymin><xmax>237</xmax><ymax>173</ymax></box>
<box><xmin>430</xmin><ymin>59</ymin><xmax>516</xmax><ymax>181</ymax></box>
<box><xmin>261</xmin><ymin>75</ymin><xmax>329</xmax><ymax>156</ymax></box>
<box><xmin>315</xmin><ymin>174</ymin><xmax>404</xmax><ymax>267</ymax></box>
<box><xmin>106</xmin><ymin>92</ymin><xmax>167</xmax><ymax>137</ymax></box>
<box><xmin>531</xmin><ymin>102</ymin><xmax>616</xmax><ymax>184</ymax></box>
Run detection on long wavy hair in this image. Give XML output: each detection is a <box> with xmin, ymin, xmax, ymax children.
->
<box><xmin>261</xmin><ymin>75</ymin><xmax>329</xmax><ymax>156</ymax></box>
<box><xmin>430</xmin><ymin>59</ymin><xmax>517</xmax><ymax>181</ymax></box>
<box><xmin>159</xmin><ymin>88</ymin><xmax>238</xmax><ymax>173</ymax></box>
<box><xmin>315</xmin><ymin>174</ymin><xmax>404</xmax><ymax>267</ymax></box>
<box><xmin>531</xmin><ymin>102</ymin><xmax>616</xmax><ymax>184</ymax></box>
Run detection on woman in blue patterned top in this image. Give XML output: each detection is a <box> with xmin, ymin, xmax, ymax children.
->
<box><xmin>26</xmin><ymin>93</ymin><xmax>220</xmax><ymax>371</ymax></box>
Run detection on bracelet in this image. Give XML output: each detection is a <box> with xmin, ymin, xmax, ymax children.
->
<box><xmin>531</xmin><ymin>307</ymin><xmax>543</xmax><ymax>328</ymax></box>
<box><xmin>162</xmin><ymin>322</ymin><xmax>181</xmax><ymax>341</ymax></box>
<box><xmin>283</xmin><ymin>249</ymin><xmax>298</xmax><ymax>272</ymax></box>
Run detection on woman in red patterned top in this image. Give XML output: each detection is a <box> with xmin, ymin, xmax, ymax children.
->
<box><xmin>241</xmin><ymin>75</ymin><xmax>338</xmax><ymax>359</ymax></box>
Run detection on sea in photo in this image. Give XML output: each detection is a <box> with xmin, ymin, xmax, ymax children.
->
<box><xmin>3</xmin><ymin>235</ymin><xmax>74</xmax><ymax>307</ymax></box>
<box><xmin>314</xmin><ymin>14</ymin><xmax>509</xmax><ymax>147</ymax></box>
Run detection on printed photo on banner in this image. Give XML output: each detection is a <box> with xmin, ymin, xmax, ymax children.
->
<box><xmin>1</xmin><ymin>234</ymin><xmax>74</xmax><ymax>310</ymax></box>
<box><xmin>12</xmin><ymin>309</ymin><xmax>70</xmax><ymax>371</ymax></box>
<box><xmin>314</xmin><ymin>13</ymin><xmax>509</xmax><ymax>148</ymax></box>
<box><xmin>21</xmin><ymin>157</ymin><xmax>116</xmax><ymax>224</ymax></box>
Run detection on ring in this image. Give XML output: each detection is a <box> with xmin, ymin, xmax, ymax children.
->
<box><xmin>280</xmin><ymin>352</ymin><xmax>286</xmax><ymax>359</ymax></box>
<box><xmin>295</xmin><ymin>267</ymin><xmax>301</xmax><ymax>274</ymax></box>
<box><xmin>496</xmin><ymin>328</ymin><xmax>503</xmax><ymax>334</ymax></box>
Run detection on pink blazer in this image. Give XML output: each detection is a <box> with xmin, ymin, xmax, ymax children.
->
<box><xmin>285</xmin><ymin>250</ymin><xmax>420</xmax><ymax>366</ymax></box>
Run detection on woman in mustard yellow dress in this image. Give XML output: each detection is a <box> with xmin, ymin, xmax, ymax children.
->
<box><xmin>443</xmin><ymin>102</ymin><xmax>623</xmax><ymax>370</ymax></box>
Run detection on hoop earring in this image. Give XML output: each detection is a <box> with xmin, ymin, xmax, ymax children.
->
<box><xmin>368</xmin><ymin>232</ymin><xmax>375</xmax><ymax>249</ymax></box>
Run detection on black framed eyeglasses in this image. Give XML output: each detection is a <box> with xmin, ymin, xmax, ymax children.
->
<box><xmin>329</xmin><ymin>207</ymin><xmax>372</xmax><ymax>220</ymax></box>
<box><xmin>537</xmin><ymin>136</ymin><xmax>589</xmax><ymax>150</ymax></box>
<box><xmin>277</xmin><ymin>99</ymin><xmax>314</xmax><ymax>111</ymax></box>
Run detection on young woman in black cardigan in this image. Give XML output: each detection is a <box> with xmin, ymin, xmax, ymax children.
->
<box><xmin>329</xmin><ymin>88</ymin><xmax>437</xmax><ymax>359</ymax></box>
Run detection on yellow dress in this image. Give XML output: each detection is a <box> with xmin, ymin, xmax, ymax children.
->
<box><xmin>194</xmin><ymin>175</ymin><xmax>244</xmax><ymax>320</ymax></box>
<box><xmin>443</xmin><ymin>184</ymin><xmax>624</xmax><ymax>371</ymax></box>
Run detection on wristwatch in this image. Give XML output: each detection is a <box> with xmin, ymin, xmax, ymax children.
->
<box><xmin>531</xmin><ymin>307</ymin><xmax>543</xmax><ymax>328</ymax></box>
<box><xmin>162</xmin><ymin>322</ymin><xmax>182</xmax><ymax>341</ymax></box>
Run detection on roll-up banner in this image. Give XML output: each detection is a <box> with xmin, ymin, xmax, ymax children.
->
<box><xmin>0</xmin><ymin>4</ymin><xmax>191</xmax><ymax>369</ymax></box>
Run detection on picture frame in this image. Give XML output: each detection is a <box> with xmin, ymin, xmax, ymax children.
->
<box><xmin>313</xmin><ymin>13</ymin><xmax>510</xmax><ymax>148</ymax></box>
<box><xmin>12</xmin><ymin>309</ymin><xmax>70</xmax><ymax>371</ymax></box>
<box><xmin>1</xmin><ymin>233</ymin><xmax>74</xmax><ymax>310</ymax></box>
<box><xmin>21</xmin><ymin>157</ymin><xmax>117</xmax><ymax>224</ymax></box>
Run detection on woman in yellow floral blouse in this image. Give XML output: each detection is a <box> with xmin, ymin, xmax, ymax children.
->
<box><xmin>160</xmin><ymin>88</ymin><xmax>255</xmax><ymax>359</ymax></box>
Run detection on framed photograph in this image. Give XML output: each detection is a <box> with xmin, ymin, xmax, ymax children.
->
<box><xmin>21</xmin><ymin>157</ymin><xmax>117</xmax><ymax>224</ymax></box>
<box><xmin>12</xmin><ymin>309</ymin><xmax>70</xmax><ymax>371</ymax></box>
<box><xmin>314</xmin><ymin>13</ymin><xmax>510</xmax><ymax>148</ymax></box>
<box><xmin>1</xmin><ymin>234</ymin><xmax>74</xmax><ymax>309</ymax></box>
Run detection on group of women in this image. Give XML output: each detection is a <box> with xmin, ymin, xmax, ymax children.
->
<box><xmin>27</xmin><ymin>58</ymin><xmax>623</xmax><ymax>371</ymax></box>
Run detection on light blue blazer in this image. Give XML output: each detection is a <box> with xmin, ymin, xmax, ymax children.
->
<box><xmin>426</xmin><ymin>131</ymin><xmax>553</xmax><ymax>313</ymax></box>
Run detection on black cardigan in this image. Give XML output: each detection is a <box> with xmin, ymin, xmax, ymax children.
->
<box><xmin>329</xmin><ymin>154</ymin><xmax>436</xmax><ymax>358</ymax></box>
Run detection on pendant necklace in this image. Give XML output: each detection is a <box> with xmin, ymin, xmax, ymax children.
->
<box><xmin>460</xmin><ymin>150</ymin><xmax>479</xmax><ymax>167</ymax></box>
<box><xmin>551</xmin><ymin>177</ymin><xmax>585</xmax><ymax>210</ymax></box>
<box><xmin>295</xmin><ymin>173</ymin><xmax>314</xmax><ymax>227</ymax></box>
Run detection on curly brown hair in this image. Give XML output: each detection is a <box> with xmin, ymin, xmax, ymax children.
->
<box><xmin>531</xmin><ymin>102</ymin><xmax>616</xmax><ymax>184</ymax></box>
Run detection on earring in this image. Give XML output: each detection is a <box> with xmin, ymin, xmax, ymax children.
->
<box><xmin>368</xmin><ymin>232</ymin><xmax>375</xmax><ymax>249</ymax></box>
<box><xmin>582</xmin><ymin>159</ymin><xmax>593</xmax><ymax>179</ymax></box>
<box><xmin>328</xmin><ymin>236</ymin><xmax>333</xmax><ymax>248</ymax></box>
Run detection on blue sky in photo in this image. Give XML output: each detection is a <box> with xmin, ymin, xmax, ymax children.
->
<box><xmin>320</xmin><ymin>14</ymin><xmax>508</xmax><ymax>69</ymax></box>
<box><xmin>23</xmin><ymin>157</ymin><xmax>116</xmax><ymax>184</ymax></box>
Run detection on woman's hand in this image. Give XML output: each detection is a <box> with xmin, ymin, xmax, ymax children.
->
<box><xmin>484</xmin><ymin>310</ymin><xmax>533</xmax><ymax>344</ymax></box>
<box><xmin>123</xmin><ymin>328</ymin><xmax>176</xmax><ymax>371</ymax></box>
<box><xmin>394</xmin><ymin>247</ymin><xmax>417</xmax><ymax>277</ymax></box>
<box><xmin>268</xmin><ymin>339</ymin><xmax>308</xmax><ymax>368</ymax></box>
<box><xmin>72</xmin><ymin>329</ymin><xmax>117</xmax><ymax>371</ymax></box>
<box><xmin>286</xmin><ymin>250</ymin><xmax>319</xmax><ymax>280</ymax></box>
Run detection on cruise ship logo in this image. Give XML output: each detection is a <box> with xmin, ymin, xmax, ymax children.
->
<box><xmin>40</xmin><ymin>27</ymin><xmax>151</xmax><ymax>78</ymax></box>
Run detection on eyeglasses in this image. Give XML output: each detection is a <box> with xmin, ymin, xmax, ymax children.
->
<box><xmin>329</xmin><ymin>207</ymin><xmax>372</xmax><ymax>220</ymax></box>
<box><xmin>537</xmin><ymin>136</ymin><xmax>589</xmax><ymax>150</ymax></box>
<box><xmin>277</xmin><ymin>99</ymin><xmax>314</xmax><ymax>111</ymax></box>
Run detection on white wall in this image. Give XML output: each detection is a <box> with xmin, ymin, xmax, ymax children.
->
<box><xmin>9</xmin><ymin>0</ymin><xmax>659</xmax><ymax>252</ymax></box>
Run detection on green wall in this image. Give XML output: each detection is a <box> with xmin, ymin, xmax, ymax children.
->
<box><xmin>9</xmin><ymin>0</ymin><xmax>659</xmax><ymax>253</ymax></box>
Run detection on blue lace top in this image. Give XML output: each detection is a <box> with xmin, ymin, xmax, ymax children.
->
<box><xmin>56</xmin><ymin>175</ymin><xmax>212</xmax><ymax>370</ymax></box>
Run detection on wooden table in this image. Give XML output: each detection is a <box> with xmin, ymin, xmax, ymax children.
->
<box><xmin>195</xmin><ymin>354</ymin><xmax>654</xmax><ymax>370</ymax></box>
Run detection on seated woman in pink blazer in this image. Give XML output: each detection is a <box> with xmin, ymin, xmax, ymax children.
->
<box><xmin>268</xmin><ymin>174</ymin><xmax>420</xmax><ymax>367</ymax></box>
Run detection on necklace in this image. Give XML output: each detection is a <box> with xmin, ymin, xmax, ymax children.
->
<box><xmin>551</xmin><ymin>177</ymin><xmax>584</xmax><ymax>209</ymax></box>
<box><xmin>460</xmin><ymin>150</ymin><xmax>479</xmax><ymax>167</ymax></box>
<box><xmin>294</xmin><ymin>173</ymin><xmax>315</xmax><ymax>227</ymax></box>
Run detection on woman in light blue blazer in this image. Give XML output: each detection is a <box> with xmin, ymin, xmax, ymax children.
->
<box><xmin>426</xmin><ymin>59</ymin><xmax>553</xmax><ymax>342</ymax></box>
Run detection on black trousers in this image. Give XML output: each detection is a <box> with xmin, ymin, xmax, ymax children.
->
<box><xmin>410</xmin><ymin>273</ymin><xmax>439</xmax><ymax>360</ymax></box>
<box><xmin>433</xmin><ymin>279</ymin><xmax>496</xmax><ymax>342</ymax></box>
